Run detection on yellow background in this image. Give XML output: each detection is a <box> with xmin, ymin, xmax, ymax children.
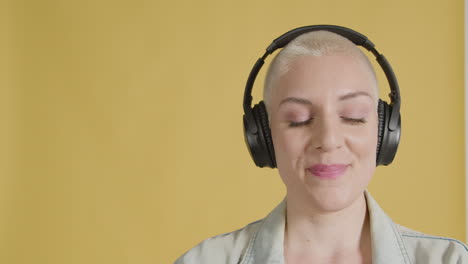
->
<box><xmin>2</xmin><ymin>0</ymin><xmax>465</xmax><ymax>263</ymax></box>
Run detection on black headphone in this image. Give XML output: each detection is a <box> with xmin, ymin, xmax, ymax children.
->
<box><xmin>243</xmin><ymin>25</ymin><xmax>401</xmax><ymax>168</ymax></box>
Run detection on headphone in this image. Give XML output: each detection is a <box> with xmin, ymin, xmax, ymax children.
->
<box><xmin>243</xmin><ymin>25</ymin><xmax>401</xmax><ymax>168</ymax></box>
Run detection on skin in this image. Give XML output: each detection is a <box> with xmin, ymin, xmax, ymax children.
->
<box><xmin>268</xmin><ymin>54</ymin><xmax>379</xmax><ymax>263</ymax></box>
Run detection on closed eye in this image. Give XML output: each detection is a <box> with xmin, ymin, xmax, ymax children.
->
<box><xmin>289</xmin><ymin>118</ymin><xmax>313</xmax><ymax>128</ymax></box>
<box><xmin>289</xmin><ymin>117</ymin><xmax>366</xmax><ymax>127</ymax></box>
<box><xmin>341</xmin><ymin>117</ymin><xmax>366</xmax><ymax>125</ymax></box>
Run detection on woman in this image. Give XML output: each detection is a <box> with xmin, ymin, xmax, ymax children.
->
<box><xmin>175</xmin><ymin>26</ymin><xmax>467</xmax><ymax>263</ymax></box>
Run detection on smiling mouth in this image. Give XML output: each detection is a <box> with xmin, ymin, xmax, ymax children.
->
<box><xmin>308</xmin><ymin>164</ymin><xmax>349</xmax><ymax>179</ymax></box>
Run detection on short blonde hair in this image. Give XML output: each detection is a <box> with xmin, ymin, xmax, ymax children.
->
<box><xmin>263</xmin><ymin>30</ymin><xmax>378</xmax><ymax>111</ymax></box>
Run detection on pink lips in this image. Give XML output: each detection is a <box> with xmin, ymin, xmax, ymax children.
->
<box><xmin>308</xmin><ymin>164</ymin><xmax>349</xmax><ymax>179</ymax></box>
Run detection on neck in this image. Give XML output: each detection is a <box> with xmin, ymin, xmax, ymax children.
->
<box><xmin>284</xmin><ymin>192</ymin><xmax>371</xmax><ymax>259</ymax></box>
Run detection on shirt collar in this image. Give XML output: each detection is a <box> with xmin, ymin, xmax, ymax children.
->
<box><xmin>365</xmin><ymin>190</ymin><xmax>411</xmax><ymax>264</ymax></box>
<box><xmin>243</xmin><ymin>190</ymin><xmax>410</xmax><ymax>264</ymax></box>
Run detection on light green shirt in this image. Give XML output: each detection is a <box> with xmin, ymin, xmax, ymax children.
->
<box><xmin>175</xmin><ymin>191</ymin><xmax>467</xmax><ymax>263</ymax></box>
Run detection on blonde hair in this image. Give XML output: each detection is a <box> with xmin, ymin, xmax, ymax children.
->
<box><xmin>263</xmin><ymin>30</ymin><xmax>378</xmax><ymax>111</ymax></box>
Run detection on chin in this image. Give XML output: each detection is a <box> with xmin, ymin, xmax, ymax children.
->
<box><xmin>303</xmin><ymin>186</ymin><xmax>364</xmax><ymax>213</ymax></box>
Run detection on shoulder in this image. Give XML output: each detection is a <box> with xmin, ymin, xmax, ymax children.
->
<box><xmin>174</xmin><ymin>219</ymin><xmax>263</xmax><ymax>264</ymax></box>
<box><xmin>396</xmin><ymin>224</ymin><xmax>467</xmax><ymax>263</ymax></box>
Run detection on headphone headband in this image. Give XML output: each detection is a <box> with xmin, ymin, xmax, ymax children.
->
<box><xmin>267</xmin><ymin>25</ymin><xmax>375</xmax><ymax>53</ymax></box>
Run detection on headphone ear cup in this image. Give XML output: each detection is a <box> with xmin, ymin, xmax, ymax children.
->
<box><xmin>376</xmin><ymin>99</ymin><xmax>401</xmax><ymax>166</ymax></box>
<box><xmin>376</xmin><ymin>99</ymin><xmax>386</xmax><ymax>163</ymax></box>
<box><xmin>252</xmin><ymin>101</ymin><xmax>276</xmax><ymax>168</ymax></box>
<box><xmin>254</xmin><ymin>101</ymin><xmax>276</xmax><ymax>168</ymax></box>
<box><xmin>243</xmin><ymin>101</ymin><xmax>276</xmax><ymax>168</ymax></box>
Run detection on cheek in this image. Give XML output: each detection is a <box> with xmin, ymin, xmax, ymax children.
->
<box><xmin>348</xmin><ymin>118</ymin><xmax>379</xmax><ymax>163</ymax></box>
<box><xmin>270</xmin><ymin>123</ymin><xmax>309</xmax><ymax>170</ymax></box>
<box><xmin>346</xmin><ymin>119</ymin><xmax>379</xmax><ymax>187</ymax></box>
<box><xmin>271</xmin><ymin>126</ymin><xmax>299</xmax><ymax>162</ymax></box>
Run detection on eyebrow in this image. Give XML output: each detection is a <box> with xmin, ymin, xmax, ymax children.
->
<box><xmin>338</xmin><ymin>91</ymin><xmax>373</xmax><ymax>101</ymax></box>
<box><xmin>278</xmin><ymin>97</ymin><xmax>312</xmax><ymax>107</ymax></box>
<box><xmin>278</xmin><ymin>91</ymin><xmax>373</xmax><ymax>107</ymax></box>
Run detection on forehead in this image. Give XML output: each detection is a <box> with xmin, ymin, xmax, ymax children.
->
<box><xmin>272</xmin><ymin>55</ymin><xmax>376</xmax><ymax>104</ymax></box>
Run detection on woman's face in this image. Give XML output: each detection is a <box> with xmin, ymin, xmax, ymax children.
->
<box><xmin>269</xmin><ymin>55</ymin><xmax>379</xmax><ymax>213</ymax></box>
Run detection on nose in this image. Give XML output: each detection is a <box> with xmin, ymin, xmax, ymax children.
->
<box><xmin>310</xmin><ymin>117</ymin><xmax>344</xmax><ymax>152</ymax></box>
